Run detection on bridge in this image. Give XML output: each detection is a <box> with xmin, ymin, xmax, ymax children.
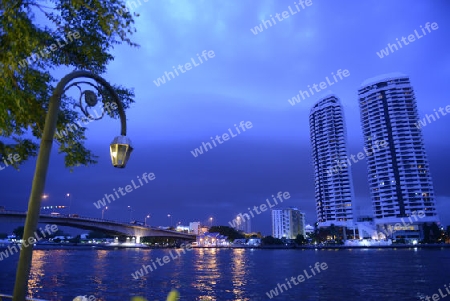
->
<box><xmin>0</xmin><ymin>211</ymin><xmax>195</xmax><ymax>243</ymax></box>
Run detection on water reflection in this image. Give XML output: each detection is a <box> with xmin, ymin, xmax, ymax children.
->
<box><xmin>169</xmin><ymin>247</ymin><xmax>188</xmax><ymax>289</ymax></box>
<box><xmin>27</xmin><ymin>250</ymin><xmax>46</xmax><ymax>298</ymax></box>
<box><xmin>27</xmin><ymin>250</ymin><xmax>62</xmax><ymax>300</ymax></box>
<box><xmin>92</xmin><ymin>250</ymin><xmax>109</xmax><ymax>293</ymax></box>
<box><xmin>5</xmin><ymin>248</ymin><xmax>447</xmax><ymax>300</ymax></box>
<box><xmin>192</xmin><ymin>248</ymin><xmax>219</xmax><ymax>300</ymax></box>
<box><xmin>231</xmin><ymin>249</ymin><xmax>249</xmax><ymax>301</ymax></box>
<box><xmin>134</xmin><ymin>249</ymin><xmax>153</xmax><ymax>290</ymax></box>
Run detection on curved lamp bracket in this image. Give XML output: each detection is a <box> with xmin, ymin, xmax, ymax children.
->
<box><xmin>55</xmin><ymin>71</ymin><xmax>133</xmax><ymax>167</ymax></box>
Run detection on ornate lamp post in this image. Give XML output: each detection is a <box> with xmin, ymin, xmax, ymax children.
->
<box><xmin>13</xmin><ymin>71</ymin><xmax>133</xmax><ymax>301</ymax></box>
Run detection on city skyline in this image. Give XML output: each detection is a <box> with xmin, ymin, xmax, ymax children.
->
<box><xmin>0</xmin><ymin>71</ymin><xmax>448</xmax><ymax>235</ymax></box>
<box><xmin>1</xmin><ymin>1</ymin><xmax>449</xmax><ymax>236</ymax></box>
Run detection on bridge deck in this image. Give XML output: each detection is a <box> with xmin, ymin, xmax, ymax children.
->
<box><xmin>0</xmin><ymin>211</ymin><xmax>196</xmax><ymax>240</ymax></box>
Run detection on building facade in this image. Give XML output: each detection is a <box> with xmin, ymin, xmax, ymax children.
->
<box><xmin>358</xmin><ymin>73</ymin><xmax>439</xmax><ymax>227</ymax></box>
<box><xmin>189</xmin><ymin>222</ymin><xmax>201</xmax><ymax>235</ymax></box>
<box><xmin>309</xmin><ymin>95</ymin><xmax>355</xmax><ymax>228</ymax></box>
<box><xmin>272</xmin><ymin>208</ymin><xmax>305</xmax><ymax>239</ymax></box>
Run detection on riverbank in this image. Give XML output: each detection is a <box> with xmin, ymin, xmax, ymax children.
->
<box><xmin>1</xmin><ymin>241</ymin><xmax>449</xmax><ymax>250</ymax></box>
<box><xmin>192</xmin><ymin>244</ymin><xmax>450</xmax><ymax>250</ymax></box>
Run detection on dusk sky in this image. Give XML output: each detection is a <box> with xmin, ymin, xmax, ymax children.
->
<box><xmin>1</xmin><ymin>0</ymin><xmax>450</xmax><ymax>235</ymax></box>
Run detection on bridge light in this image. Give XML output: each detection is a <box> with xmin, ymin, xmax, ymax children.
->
<box><xmin>110</xmin><ymin>136</ymin><xmax>133</xmax><ymax>168</ymax></box>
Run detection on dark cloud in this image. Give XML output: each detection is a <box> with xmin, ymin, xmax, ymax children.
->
<box><xmin>2</xmin><ymin>0</ymin><xmax>450</xmax><ymax>235</ymax></box>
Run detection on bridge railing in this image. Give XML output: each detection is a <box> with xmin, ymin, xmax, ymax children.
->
<box><xmin>1</xmin><ymin>210</ymin><xmax>28</xmax><ymax>214</ymax></box>
<box><xmin>2</xmin><ymin>211</ymin><xmax>146</xmax><ymax>226</ymax></box>
<box><xmin>1</xmin><ymin>211</ymin><xmax>196</xmax><ymax>236</ymax></box>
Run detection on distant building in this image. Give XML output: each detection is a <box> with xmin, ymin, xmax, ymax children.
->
<box><xmin>305</xmin><ymin>224</ymin><xmax>315</xmax><ymax>237</ymax></box>
<box><xmin>272</xmin><ymin>208</ymin><xmax>305</xmax><ymax>239</ymax></box>
<box><xmin>309</xmin><ymin>95</ymin><xmax>355</xmax><ymax>228</ymax></box>
<box><xmin>231</xmin><ymin>238</ymin><xmax>261</xmax><ymax>247</ymax></box>
<box><xmin>232</xmin><ymin>239</ymin><xmax>247</xmax><ymax>245</ymax></box>
<box><xmin>231</xmin><ymin>214</ymin><xmax>251</xmax><ymax>233</ymax></box>
<box><xmin>197</xmin><ymin>232</ymin><xmax>229</xmax><ymax>246</ymax></box>
<box><xmin>176</xmin><ymin>225</ymin><xmax>190</xmax><ymax>232</ymax></box>
<box><xmin>199</xmin><ymin>226</ymin><xmax>209</xmax><ymax>234</ymax></box>
<box><xmin>52</xmin><ymin>235</ymin><xmax>73</xmax><ymax>241</ymax></box>
<box><xmin>354</xmin><ymin>216</ymin><xmax>378</xmax><ymax>239</ymax></box>
<box><xmin>189</xmin><ymin>222</ymin><xmax>201</xmax><ymax>234</ymax></box>
<box><xmin>247</xmin><ymin>238</ymin><xmax>261</xmax><ymax>246</ymax></box>
<box><xmin>358</xmin><ymin>74</ymin><xmax>439</xmax><ymax>228</ymax></box>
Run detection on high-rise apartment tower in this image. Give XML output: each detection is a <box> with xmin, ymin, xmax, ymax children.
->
<box><xmin>309</xmin><ymin>95</ymin><xmax>355</xmax><ymax>227</ymax></box>
<box><xmin>358</xmin><ymin>73</ymin><xmax>439</xmax><ymax>225</ymax></box>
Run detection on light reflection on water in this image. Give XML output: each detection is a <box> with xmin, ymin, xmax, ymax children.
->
<box><xmin>230</xmin><ymin>249</ymin><xmax>249</xmax><ymax>301</ymax></box>
<box><xmin>193</xmin><ymin>248</ymin><xmax>219</xmax><ymax>301</ymax></box>
<box><xmin>28</xmin><ymin>250</ymin><xmax>72</xmax><ymax>301</ymax></box>
<box><xmin>0</xmin><ymin>248</ymin><xmax>448</xmax><ymax>300</ymax></box>
<box><xmin>27</xmin><ymin>251</ymin><xmax>47</xmax><ymax>299</ymax></box>
<box><xmin>91</xmin><ymin>250</ymin><xmax>108</xmax><ymax>294</ymax></box>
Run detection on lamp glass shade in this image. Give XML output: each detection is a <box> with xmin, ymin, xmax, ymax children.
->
<box><xmin>110</xmin><ymin>136</ymin><xmax>133</xmax><ymax>168</ymax></box>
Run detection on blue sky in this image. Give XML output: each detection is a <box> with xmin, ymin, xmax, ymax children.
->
<box><xmin>1</xmin><ymin>0</ymin><xmax>450</xmax><ymax>235</ymax></box>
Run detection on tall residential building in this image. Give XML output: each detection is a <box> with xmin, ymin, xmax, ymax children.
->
<box><xmin>309</xmin><ymin>95</ymin><xmax>355</xmax><ymax>228</ymax></box>
<box><xmin>272</xmin><ymin>208</ymin><xmax>305</xmax><ymax>239</ymax></box>
<box><xmin>358</xmin><ymin>73</ymin><xmax>439</xmax><ymax>226</ymax></box>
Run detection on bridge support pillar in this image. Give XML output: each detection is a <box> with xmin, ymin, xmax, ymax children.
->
<box><xmin>136</xmin><ymin>236</ymin><xmax>141</xmax><ymax>244</ymax></box>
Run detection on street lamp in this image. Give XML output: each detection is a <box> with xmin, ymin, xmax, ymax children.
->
<box><xmin>110</xmin><ymin>136</ymin><xmax>133</xmax><ymax>168</ymax></box>
<box><xmin>66</xmin><ymin>193</ymin><xmax>72</xmax><ymax>215</ymax></box>
<box><xmin>145</xmin><ymin>214</ymin><xmax>150</xmax><ymax>226</ymax></box>
<box><xmin>102</xmin><ymin>206</ymin><xmax>108</xmax><ymax>219</ymax></box>
<box><xmin>13</xmin><ymin>71</ymin><xmax>133</xmax><ymax>301</ymax></box>
<box><xmin>128</xmin><ymin>206</ymin><xmax>133</xmax><ymax>222</ymax></box>
<box><xmin>167</xmin><ymin>214</ymin><xmax>172</xmax><ymax>227</ymax></box>
<box><xmin>209</xmin><ymin>217</ymin><xmax>213</xmax><ymax>227</ymax></box>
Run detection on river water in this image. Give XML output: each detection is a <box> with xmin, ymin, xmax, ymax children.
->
<box><xmin>0</xmin><ymin>247</ymin><xmax>449</xmax><ymax>301</ymax></box>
